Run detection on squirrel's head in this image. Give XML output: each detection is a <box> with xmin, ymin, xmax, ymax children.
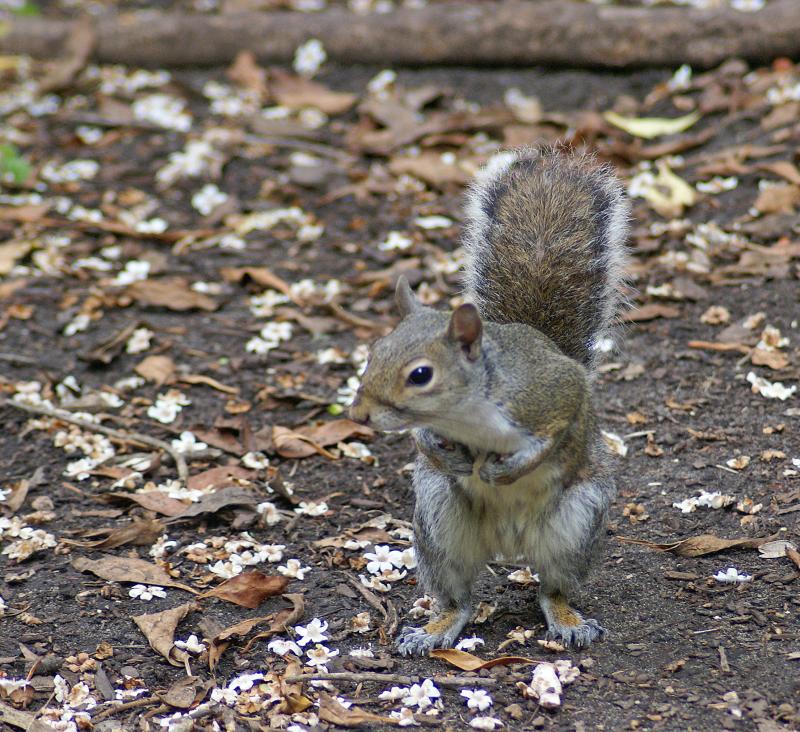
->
<box><xmin>349</xmin><ymin>276</ymin><xmax>485</xmax><ymax>434</ymax></box>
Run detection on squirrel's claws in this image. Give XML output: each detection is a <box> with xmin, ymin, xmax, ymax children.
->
<box><xmin>479</xmin><ymin>452</ymin><xmax>519</xmax><ymax>485</ymax></box>
<box><xmin>545</xmin><ymin>618</ymin><xmax>606</xmax><ymax>649</ymax></box>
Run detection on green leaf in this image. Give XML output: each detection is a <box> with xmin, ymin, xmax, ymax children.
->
<box><xmin>0</xmin><ymin>143</ymin><xmax>31</xmax><ymax>184</ymax></box>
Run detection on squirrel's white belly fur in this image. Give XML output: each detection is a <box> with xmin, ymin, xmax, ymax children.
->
<box><xmin>459</xmin><ymin>458</ymin><xmax>563</xmax><ymax>563</ymax></box>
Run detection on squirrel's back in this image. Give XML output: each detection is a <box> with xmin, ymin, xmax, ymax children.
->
<box><xmin>463</xmin><ymin>147</ymin><xmax>630</xmax><ymax>367</ymax></box>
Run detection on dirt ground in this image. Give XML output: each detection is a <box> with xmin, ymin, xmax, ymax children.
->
<box><xmin>0</xmin><ymin>25</ymin><xmax>799</xmax><ymax>732</ymax></box>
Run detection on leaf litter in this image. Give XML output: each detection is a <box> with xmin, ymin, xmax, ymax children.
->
<box><xmin>0</xmin><ymin>20</ymin><xmax>799</xmax><ymax>732</ymax></box>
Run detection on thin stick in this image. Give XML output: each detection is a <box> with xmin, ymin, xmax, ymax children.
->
<box><xmin>3</xmin><ymin>399</ymin><xmax>188</xmax><ymax>486</ymax></box>
<box><xmin>91</xmin><ymin>695</ymin><xmax>160</xmax><ymax>721</ymax></box>
<box><xmin>282</xmin><ymin>672</ymin><xmax>499</xmax><ymax>688</ymax></box>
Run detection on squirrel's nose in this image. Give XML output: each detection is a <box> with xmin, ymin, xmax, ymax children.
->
<box><xmin>348</xmin><ymin>394</ymin><xmax>370</xmax><ymax>425</ymax></box>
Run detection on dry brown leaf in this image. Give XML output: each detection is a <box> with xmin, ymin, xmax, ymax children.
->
<box><xmin>72</xmin><ymin>555</ymin><xmax>198</xmax><ymax>593</ymax></box>
<box><xmin>105</xmin><ymin>491</ymin><xmax>190</xmax><ymax>518</ymax></box>
<box><xmin>750</xmin><ymin>348</ymin><xmax>789</xmax><ymax>370</ymax></box>
<box><xmin>186</xmin><ymin>466</ymin><xmax>258</xmax><ymax>492</ymax></box>
<box><xmin>201</xmin><ymin>572</ymin><xmax>290</xmax><ymax>609</ymax></box>
<box><xmin>63</xmin><ymin>517</ymin><xmax>164</xmax><ymax>549</ymax></box>
<box><xmin>220</xmin><ymin>265</ymin><xmax>293</xmax><ymax>297</ymax></box>
<box><xmin>135</xmin><ymin>355</ymin><xmax>176</xmax><ymax>386</ymax></box>
<box><xmin>389</xmin><ymin>153</ymin><xmax>471</xmax><ymax>188</ymax></box>
<box><xmin>753</xmin><ymin>183</ymin><xmax>800</xmax><ymax>215</ymax></box>
<box><xmin>318</xmin><ymin>693</ymin><xmax>398</xmax><ymax>727</ymax></box>
<box><xmin>618</xmin><ymin>533</ymin><xmax>776</xmax><ymax>557</ymax></box>
<box><xmin>271</xmin><ymin>69</ymin><xmax>357</xmax><ymax>116</ymax></box>
<box><xmin>227</xmin><ymin>50</ymin><xmax>267</xmax><ymax>98</ymax></box>
<box><xmin>178</xmin><ymin>373</ymin><xmax>239</xmax><ymax>395</ymax></box>
<box><xmin>4</xmin><ymin>478</ymin><xmax>29</xmax><ymax>513</ymax></box>
<box><xmin>166</xmin><ymin>486</ymin><xmax>262</xmax><ymax>521</ymax></box>
<box><xmin>430</xmin><ymin>648</ymin><xmax>540</xmax><ymax>671</ymax></box>
<box><xmin>0</xmin><ymin>241</ymin><xmax>32</xmax><ymax>276</ymax></box>
<box><xmin>624</xmin><ymin>304</ymin><xmax>680</xmax><ymax>322</ymax></box>
<box><xmin>757</xmin><ymin>160</ymin><xmax>800</xmax><ymax>186</ymax></box>
<box><xmin>82</xmin><ymin>321</ymin><xmax>141</xmax><ymax>365</ymax></box>
<box><xmin>279</xmin><ymin>659</ymin><xmax>314</xmax><ymax>714</ymax></box>
<box><xmin>127</xmin><ymin>277</ymin><xmax>218</xmax><ymax>312</ymax></box>
<box><xmin>272</xmin><ymin>419</ymin><xmax>375</xmax><ymax>459</ymax></box>
<box><xmin>209</xmin><ymin>593</ymin><xmax>304</xmax><ymax>669</ymax></box>
<box><xmin>158</xmin><ymin>675</ymin><xmax>203</xmax><ymax>709</ymax></box>
<box><xmin>132</xmin><ymin>602</ymin><xmax>197</xmax><ymax>667</ymax></box>
<box><xmin>314</xmin><ymin>526</ymin><xmax>396</xmax><ymax>549</ymax></box>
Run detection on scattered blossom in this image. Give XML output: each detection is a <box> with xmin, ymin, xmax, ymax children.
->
<box><xmin>456</xmin><ymin>637</ymin><xmax>485</xmax><ymax>652</ymax></box>
<box><xmin>242</xmin><ymin>451</ymin><xmax>270</xmax><ymax>469</ymax></box>
<box><xmin>192</xmin><ymin>183</ymin><xmax>228</xmax><ymax>215</ymax></box>
<box><xmin>714</xmin><ymin>567</ymin><xmax>752</xmax><ymax>583</ymax></box>
<box><xmin>278</xmin><ymin>558</ymin><xmax>311</xmax><ymax>579</ymax></box>
<box><xmin>379</xmin><ymin>231</ymin><xmax>414</xmax><ymax>251</ymax></box>
<box><xmin>295</xmin><ymin>618</ymin><xmax>330</xmax><ymax>646</ymax></box>
<box><xmin>294</xmin><ymin>500</ymin><xmax>328</xmax><ymax>516</ymax></box>
<box><xmin>174</xmin><ymin>635</ymin><xmax>206</xmax><ymax>653</ymax></box>
<box><xmin>293</xmin><ymin>39</ymin><xmax>327</xmax><ymax>77</ymax></box>
<box><xmin>126</xmin><ymin>327</ymin><xmax>154</xmax><ymax>354</ymax></box>
<box><xmin>305</xmin><ymin>643</ymin><xmax>339</xmax><ymax>669</ymax></box>
<box><xmin>129</xmin><ymin>584</ymin><xmax>167</xmax><ymax>601</ymax></box>
<box><xmin>403</xmin><ymin>679</ymin><xmax>440</xmax><ymax>710</ymax></box>
<box><xmin>171</xmin><ymin>431</ymin><xmax>208</xmax><ymax>455</ymax></box>
<box><xmin>268</xmin><ymin>638</ymin><xmax>302</xmax><ymax>656</ymax></box>
<box><xmin>470</xmin><ymin>716</ymin><xmax>504</xmax><ymax>730</ymax></box>
<box><xmin>461</xmin><ymin>688</ymin><xmax>493</xmax><ymax>712</ymax></box>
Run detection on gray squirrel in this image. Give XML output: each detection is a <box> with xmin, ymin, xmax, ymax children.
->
<box><xmin>350</xmin><ymin>147</ymin><xmax>630</xmax><ymax>654</ymax></box>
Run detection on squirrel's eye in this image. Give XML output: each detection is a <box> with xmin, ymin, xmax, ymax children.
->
<box><xmin>407</xmin><ymin>365</ymin><xmax>433</xmax><ymax>386</ymax></box>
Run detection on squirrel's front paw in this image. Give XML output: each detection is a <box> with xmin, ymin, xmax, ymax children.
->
<box><xmin>415</xmin><ymin>429</ymin><xmax>474</xmax><ymax>476</ymax></box>
<box><xmin>479</xmin><ymin>453</ymin><xmax>519</xmax><ymax>485</ymax></box>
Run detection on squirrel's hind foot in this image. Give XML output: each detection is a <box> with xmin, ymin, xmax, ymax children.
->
<box><xmin>395</xmin><ymin>607</ymin><xmax>470</xmax><ymax>657</ymax></box>
<box><xmin>540</xmin><ymin>592</ymin><xmax>606</xmax><ymax>649</ymax></box>
<box><xmin>545</xmin><ymin>617</ymin><xmax>605</xmax><ymax>649</ymax></box>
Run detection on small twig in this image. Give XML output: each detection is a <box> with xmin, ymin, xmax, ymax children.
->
<box><xmin>282</xmin><ymin>672</ymin><xmax>498</xmax><ymax>688</ymax></box>
<box><xmin>0</xmin><ymin>352</ymin><xmax>38</xmax><ymax>365</ymax></box>
<box><xmin>3</xmin><ymin>399</ymin><xmax>188</xmax><ymax>486</ymax></box>
<box><xmin>91</xmin><ymin>695</ymin><xmax>160</xmax><ymax>721</ymax></box>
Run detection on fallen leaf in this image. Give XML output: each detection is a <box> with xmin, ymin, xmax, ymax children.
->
<box><xmin>430</xmin><ymin>648</ymin><xmax>541</xmax><ymax>671</ymax></box>
<box><xmin>753</xmin><ymin>183</ymin><xmax>800</xmax><ymax>215</ymax></box>
<box><xmin>72</xmin><ymin>555</ymin><xmax>198</xmax><ymax>593</ymax></box>
<box><xmin>271</xmin><ymin>419</ymin><xmax>375</xmax><ymax>459</ymax></box>
<box><xmin>166</xmin><ymin>486</ymin><xmax>262</xmax><ymax>522</ymax></box>
<box><xmin>750</xmin><ymin>348</ymin><xmax>789</xmax><ymax>370</ymax></box>
<box><xmin>157</xmin><ymin>675</ymin><xmax>203</xmax><ymax>709</ymax></box>
<box><xmin>758</xmin><ymin>540</ymin><xmax>797</xmax><ymax>559</ymax></box>
<box><xmin>135</xmin><ymin>355</ymin><xmax>176</xmax><ymax>386</ymax></box>
<box><xmin>3</xmin><ymin>478</ymin><xmax>29</xmax><ymax>513</ymax></box>
<box><xmin>640</xmin><ymin>160</ymin><xmax>697</xmax><ymax>217</ymax></box>
<box><xmin>318</xmin><ymin>693</ymin><xmax>398</xmax><ymax>727</ymax></box>
<box><xmin>105</xmin><ymin>491</ymin><xmax>190</xmax><ymax>518</ymax></box>
<box><xmin>62</xmin><ymin>517</ymin><xmax>164</xmax><ymax>549</ymax></box>
<box><xmin>81</xmin><ymin>321</ymin><xmax>141</xmax><ymax>365</ymax></box>
<box><xmin>757</xmin><ymin>160</ymin><xmax>800</xmax><ymax>186</ymax></box>
<box><xmin>618</xmin><ymin>533</ymin><xmax>776</xmax><ymax>557</ymax></box>
<box><xmin>227</xmin><ymin>50</ymin><xmax>267</xmax><ymax>98</ymax></box>
<box><xmin>604</xmin><ymin>110</ymin><xmax>701</xmax><ymax>139</ymax></box>
<box><xmin>186</xmin><ymin>466</ymin><xmax>258</xmax><ymax>492</ymax></box>
<box><xmin>127</xmin><ymin>278</ymin><xmax>218</xmax><ymax>312</ymax></box>
<box><xmin>389</xmin><ymin>152</ymin><xmax>471</xmax><ymax>188</ymax></box>
<box><xmin>209</xmin><ymin>593</ymin><xmax>304</xmax><ymax>669</ymax></box>
<box><xmin>178</xmin><ymin>373</ymin><xmax>239</xmax><ymax>395</ymax></box>
<box><xmin>220</xmin><ymin>265</ymin><xmax>292</xmax><ymax>297</ymax></box>
<box><xmin>201</xmin><ymin>572</ymin><xmax>290</xmax><ymax>609</ymax></box>
<box><xmin>624</xmin><ymin>303</ymin><xmax>680</xmax><ymax>322</ymax></box>
<box><xmin>0</xmin><ymin>241</ymin><xmax>32</xmax><ymax>276</ymax></box>
<box><xmin>133</xmin><ymin>602</ymin><xmax>197</xmax><ymax>667</ymax></box>
<box><xmin>271</xmin><ymin>69</ymin><xmax>357</xmax><ymax>116</ymax></box>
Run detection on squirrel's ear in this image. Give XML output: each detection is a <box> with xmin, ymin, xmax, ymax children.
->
<box><xmin>447</xmin><ymin>304</ymin><xmax>483</xmax><ymax>360</ymax></box>
<box><xmin>395</xmin><ymin>275</ymin><xmax>419</xmax><ymax>317</ymax></box>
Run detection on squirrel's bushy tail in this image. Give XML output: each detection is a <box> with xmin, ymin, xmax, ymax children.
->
<box><xmin>462</xmin><ymin>147</ymin><xmax>630</xmax><ymax>368</ymax></box>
